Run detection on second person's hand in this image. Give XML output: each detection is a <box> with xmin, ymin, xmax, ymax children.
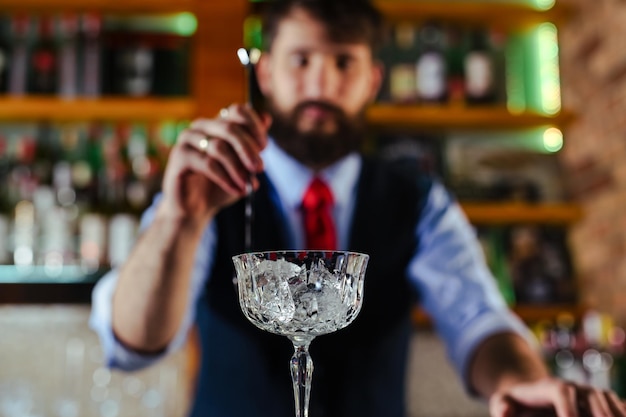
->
<box><xmin>489</xmin><ymin>377</ymin><xmax>626</xmax><ymax>417</ymax></box>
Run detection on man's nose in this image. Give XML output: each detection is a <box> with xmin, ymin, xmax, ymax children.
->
<box><xmin>304</xmin><ymin>60</ymin><xmax>339</xmax><ymax>100</ymax></box>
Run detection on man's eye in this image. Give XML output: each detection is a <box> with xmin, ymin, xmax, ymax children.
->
<box><xmin>291</xmin><ymin>55</ymin><xmax>308</xmax><ymax>67</ymax></box>
<box><xmin>336</xmin><ymin>55</ymin><xmax>353</xmax><ymax>70</ymax></box>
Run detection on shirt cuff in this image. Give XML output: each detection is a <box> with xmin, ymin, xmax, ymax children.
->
<box><xmin>89</xmin><ymin>269</ymin><xmax>167</xmax><ymax>371</ymax></box>
<box><xmin>447</xmin><ymin>309</ymin><xmax>536</xmax><ymax>397</ymax></box>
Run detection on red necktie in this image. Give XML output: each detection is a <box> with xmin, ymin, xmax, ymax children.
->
<box><xmin>302</xmin><ymin>177</ymin><xmax>337</xmax><ymax>250</ymax></box>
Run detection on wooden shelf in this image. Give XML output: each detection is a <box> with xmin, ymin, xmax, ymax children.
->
<box><xmin>0</xmin><ymin>99</ymin><xmax>574</xmax><ymax>127</ymax></box>
<box><xmin>460</xmin><ymin>202</ymin><xmax>584</xmax><ymax>225</ymax></box>
<box><xmin>375</xmin><ymin>1</ymin><xmax>573</xmax><ymax>27</ymax></box>
<box><xmin>413</xmin><ymin>304</ymin><xmax>586</xmax><ymax>328</ymax></box>
<box><xmin>0</xmin><ymin>0</ymin><xmax>197</xmax><ymax>13</ymax></box>
<box><xmin>366</xmin><ymin>104</ymin><xmax>574</xmax><ymax>130</ymax></box>
<box><xmin>0</xmin><ymin>97</ymin><xmax>197</xmax><ymax>121</ymax></box>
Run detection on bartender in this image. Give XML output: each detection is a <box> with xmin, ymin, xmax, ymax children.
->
<box><xmin>90</xmin><ymin>0</ymin><xmax>626</xmax><ymax>415</ymax></box>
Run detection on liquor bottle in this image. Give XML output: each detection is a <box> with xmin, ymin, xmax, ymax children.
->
<box><xmin>108</xmin><ymin>213</ymin><xmax>138</xmax><ymax>268</ymax></box>
<box><xmin>0</xmin><ymin>213</ymin><xmax>9</xmax><ymax>264</ymax></box>
<box><xmin>36</xmin><ymin>185</ymin><xmax>74</xmax><ymax>270</ymax></box>
<box><xmin>416</xmin><ymin>21</ymin><xmax>447</xmax><ymax>104</ymax></box>
<box><xmin>464</xmin><ymin>28</ymin><xmax>496</xmax><ymax>105</ymax></box>
<box><xmin>0</xmin><ymin>133</ymin><xmax>10</xmax><ymax>264</ymax></box>
<box><xmin>49</xmin><ymin>146</ymin><xmax>80</xmax><ymax>269</ymax></box>
<box><xmin>32</xmin><ymin>124</ymin><xmax>59</xmax><ymax>187</ymax></box>
<box><xmin>12</xmin><ymin>129</ymin><xmax>40</xmax><ymax>267</ymax></box>
<box><xmin>0</xmin><ymin>132</ymin><xmax>11</xmax><ymax>213</ymax></box>
<box><xmin>152</xmin><ymin>32</ymin><xmax>190</xmax><ymax>96</ymax></box>
<box><xmin>70</xmin><ymin>124</ymin><xmax>106</xmax><ymax>216</ymax></box>
<box><xmin>507</xmin><ymin>225</ymin><xmax>576</xmax><ymax>305</ymax></box>
<box><xmin>60</xmin><ymin>124</ymin><xmax>91</xmax><ymax>212</ymax></box>
<box><xmin>13</xmin><ymin>199</ymin><xmax>36</xmax><ymax>268</ymax></box>
<box><xmin>445</xmin><ymin>24</ymin><xmax>466</xmax><ymax>106</ymax></box>
<box><xmin>125</xmin><ymin>123</ymin><xmax>150</xmax><ymax>214</ymax></box>
<box><xmin>608</xmin><ymin>326</ymin><xmax>626</xmax><ymax>397</ymax></box>
<box><xmin>0</xmin><ymin>17</ymin><xmax>10</xmax><ymax>94</ymax></box>
<box><xmin>84</xmin><ymin>123</ymin><xmax>106</xmax><ymax>208</ymax></box>
<box><xmin>508</xmin><ymin>225</ymin><xmax>558</xmax><ymax>304</ymax></box>
<box><xmin>13</xmin><ymin>131</ymin><xmax>37</xmax><ymax>203</ymax></box>
<box><xmin>79</xmin><ymin>212</ymin><xmax>107</xmax><ymax>271</ymax></box>
<box><xmin>387</xmin><ymin>23</ymin><xmax>419</xmax><ymax>103</ymax></box>
<box><xmin>120</xmin><ymin>41</ymin><xmax>154</xmax><ymax>97</ymax></box>
<box><xmin>484</xmin><ymin>227</ymin><xmax>516</xmax><ymax>306</ymax></box>
<box><xmin>489</xmin><ymin>28</ymin><xmax>508</xmax><ymax>105</ymax></box>
<box><xmin>550</xmin><ymin>313</ymin><xmax>587</xmax><ymax>384</ymax></box>
<box><xmin>29</xmin><ymin>16</ymin><xmax>58</xmax><ymax>95</ymax></box>
<box><xmin>581</xmin><ymin>310</ymin><xmax>613</xmax><ymax>390</ymax></box>
<box><xmin>145</xmin><ymin>123</ymin><xmax>166</xmax><ymax>198</ymax></box>
<box><xmin>101</xmin><ymin>123</ymin><xmax>130</xmax><ymax>213</ymax></box>
<box><xmin>8</xmin><ymin>15</ymin><xmax>31</xmax><ymax>96</ymax></box>
<box><xmin>54</xmin><ymin>125</ymin><xmax>80</xmax><ymax>208</ymax></box>
<box><xmin>58</xmin><ymin>14</ymin><xmax>79</xmax><ymax>98</ymax></box>
<box><xmin>80</xmin><ymin>13</ymin><xmax>102</xmax><ymax>97</ymax></box>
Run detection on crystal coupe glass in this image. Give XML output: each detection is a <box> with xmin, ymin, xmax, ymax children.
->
<box><xmin>232</xmin><ymin>250</ymin><xmax>369</xmax><ymax>417</ymax></box>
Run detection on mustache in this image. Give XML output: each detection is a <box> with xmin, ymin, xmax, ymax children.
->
<box><xmin>293</xmin><ymin>101</ymin><xmax>347</xmax><ymax>120</ymax></box>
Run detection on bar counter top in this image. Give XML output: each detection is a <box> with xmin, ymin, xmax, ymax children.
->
<box><xmin>0</xmin><ymin>265</ymin><xmax>108</xmax><ymax>303</ymax></box>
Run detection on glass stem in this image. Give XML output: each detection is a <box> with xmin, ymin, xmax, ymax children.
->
<box><xmin>290</xmin><ymin>340</ymin><xmax>313</xmax><ymax>417</ymax></box>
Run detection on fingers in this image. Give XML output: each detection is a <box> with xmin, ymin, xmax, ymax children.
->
<box><xmin>187</xmin><ymin>118</ymin><xmax>262</xmax><ymax>173</ymax></box>
<box><xmin>165</xmin><ymin>103</ymin><xmax>268</xmax><ymax>206</ymax></box>
<box><xmin>583</xmin><ymin>389</ymin><xmax>626</xmax><ymax>417</ymax></box>
<box><xmin>218</xmin><ymin>103</ymin><xmax>271</xmax><ymax>147</ymax></box>
<box><xmin>574</xmin><ymin>386</ymin><xmax>626</xmax><ymax>417</ymax></box>
<box><xmin>586</xmin><ymin>389</ymin><xmax>612</xmax><ymax>417</ymax></box>
<box><xmin>488</xmin><ymin>393</ymin><xmax>514</xmax><ymax>417</ymax></box>
<box><xmin>551</xmin><ymin>382</ymin><xmax>579</xmax><ymax>417</ymax></box>
<box><xmin>495</xmin><ymin>377</ymin><xmax>626</xmax><ymax>417</ymax></box>
<box><xmin>605</xmin><ymin>392</ymin><xmax>626</xmax><ymax>416</ymax></box>
<box><xmin>168</xmin><ymin>141</ymin><xmax>248</xmax><ymax>196</ymax></box>
<box><xmin>190</xmin><ymin>102</ymin><xmax>269</xmax><ymax>156</ymax></box>
<box><xmin>175</xmin><ymin>130</ymin><xmax>251</xmax><ymax>193</ymax></box>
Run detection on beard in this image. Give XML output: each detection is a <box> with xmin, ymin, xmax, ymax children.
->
<box><xmin>266</xmin><ymin>99</ymin><xmax>367</xmax><ymax>170</ymax></box>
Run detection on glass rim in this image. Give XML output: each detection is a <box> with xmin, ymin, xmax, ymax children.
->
<box><xmin>232</xmin><ymin>250</ymin><xmax>369</xmax><ymax>260</ymax></box>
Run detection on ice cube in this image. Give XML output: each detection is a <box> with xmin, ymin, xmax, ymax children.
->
<box><xmin>255</xmin><ymin>258</ymin><xmax>302</xmax><ymax>279</ymax></box>
<box><xmin>316</xmin><ymin>286</ymin><xmax>345</xmax><ymax>325</ymax></box>
<box><xmin>251</xmin><ymin>259</ymin><xmax>300</xmax><ymax>323</ymax></box>
<box><xmin>294</xmin><ymin>292</ymin><xmax>319</xmax><ymax>321</ymax></box>
<box><xmin>308</xmin><ymin>258</ymin><xmax>339</xmax><ymax>290</ymax></box>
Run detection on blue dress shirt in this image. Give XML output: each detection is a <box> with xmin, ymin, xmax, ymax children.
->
<box><xmin>90</xmin><ymin>138</ymin><xmax>531</xmax><ymax>394</ymax></box>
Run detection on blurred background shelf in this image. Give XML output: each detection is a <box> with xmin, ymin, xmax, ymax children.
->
<box><xmin>0</xmin><ymin>97</ymin><xmax>196</xmax><ymax>121</ymax></box>
<box><xmin>0</xmin><ymin>0</ymin><xmax>197</xmax><ymax>14</ymax></box>
<box><xmin>412</xmin><ymin>303</ymin><xmax>586</xmax><ymax>327</ymax></box>
<box><xmin>366</xmin><ymin>105</ymin><xmax>574</xmax><ymax>130</ymax></box>
<box><xmin>374</xmin><ymin>1</ymin><xmax>573</xmax><ymax>26</ymax></box>
<box><xmin>461</xmin><ymin>202</ymin><xmax>584</xmax><ymax>225</ymax></box>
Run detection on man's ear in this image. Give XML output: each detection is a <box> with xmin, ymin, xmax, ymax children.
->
<box><xmin>256</xmin><ymin>52</ymin><xmax>272</xmax><ymax>97</ymax></box>
<box><xmin>368</xmin><ymin>60</ymin><xmax>384</xmax><ymax>103</ymax></box>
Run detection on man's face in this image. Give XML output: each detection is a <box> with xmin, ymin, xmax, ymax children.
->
<box><xmin>258</xmin><ymin>8</ymin><xmax>382</xmax><ymax>169</ymax></box>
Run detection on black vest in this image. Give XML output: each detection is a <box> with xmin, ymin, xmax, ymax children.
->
<box><xmin>189</xmin><ymin>158</ymin><xmax>432</xmax><ymax>417</ymax></box>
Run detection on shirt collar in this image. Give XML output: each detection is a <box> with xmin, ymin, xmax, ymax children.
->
<box><xmin>261</xmin><ymin>138</ymin><xmax>362</xmax><ymax>210</ymax></box>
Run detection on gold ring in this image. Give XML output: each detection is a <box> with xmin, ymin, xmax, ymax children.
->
<box><xmin>219</xmin><ymin>108</ymin><xmax>229</xmax><ymax>118</ymax></box>
<box><xmin>198</xmin><ymin>138</ymin><xmax>210</xmax><ymax>152</ymax></box>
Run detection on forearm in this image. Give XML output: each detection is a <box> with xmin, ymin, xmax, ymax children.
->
<box><xmin>469</xmin><ymin>331</ymin><xmax>550</xmax><ymax>400</ymax></box>
<box><xmin>112</xmin><ymin>212</ymin><xmax>207</xmax><ymax>353</ymax></box>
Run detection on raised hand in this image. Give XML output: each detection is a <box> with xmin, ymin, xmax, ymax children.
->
<box><xmin>157</xmin><ymin>104</ymin><xmax>271</xmax><ymax>225</ymax></box>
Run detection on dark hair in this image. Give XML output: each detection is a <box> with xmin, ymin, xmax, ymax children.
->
<box><xmin>262</xmin><ymin>0</ymin><xmax>386</xmax><ymax>52</ymax></box>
